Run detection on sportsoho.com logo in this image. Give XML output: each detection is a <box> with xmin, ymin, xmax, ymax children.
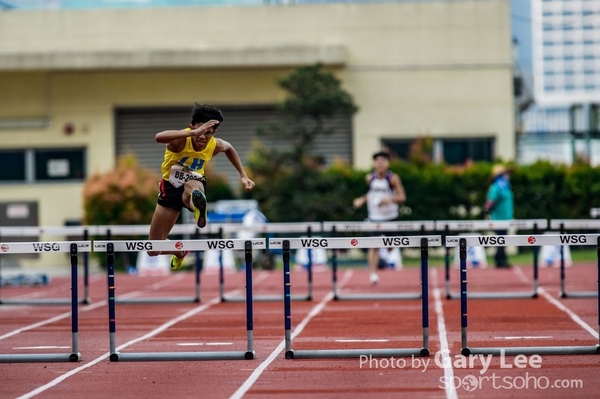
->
<box><xmin>360</xmin><ymin>350</ymin><xmax>584</xmax><ymax>391</ymax></box>
<box><xmin>440</xmin><ymin>373</ymin><xmax>583</xmax><ymax>391</ymax></box>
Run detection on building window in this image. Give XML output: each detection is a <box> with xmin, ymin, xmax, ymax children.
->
<box><xmin>382</xmin><ymin>138</ymin><xmax>493</xmax><ymax>165</ymax></box>
<box><xmin>381</xmin><ymin>139</ymin><xmax>413</xmax><ymax>160</ymax></box>
<box><xmin>442</xmin><ymin>138</ymin><xmax>494</xmax><ymax>165</ymax></box>
<box><xmin>35</xmin><ymin>149</ymin><xmax>86</xmax><ymax>181</ymax></box>
<box><xmin>0</xmin><ymin>150</ymin><xmax>26</xmax><ymax>182</ymax></box>
<box><xmin>0</xmin><ymin>148</ymin><xmax>86</xmax><ymax>184</ymax></box>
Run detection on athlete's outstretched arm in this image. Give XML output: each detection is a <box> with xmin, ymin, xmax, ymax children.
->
<box><xmin>214</xmin><ymin>138</ymin><xmax>255</xmax><ymax>191</ymax></box>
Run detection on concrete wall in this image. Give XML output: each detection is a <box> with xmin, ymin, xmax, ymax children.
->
<box><xmin>0</xmin><ymin>1</ymin><xmax>513</xmax><ymax>266</ymax></box>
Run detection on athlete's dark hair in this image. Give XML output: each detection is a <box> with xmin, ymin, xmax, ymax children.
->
<box><xmin>372</xmin><ymin>151</ymin><xmax>391</xmax><ymax>160</ymax></box>
<box><xmin>191</xmin><ymin>103</ymin><xmax>224</xmax><ymax>126</ymax></box>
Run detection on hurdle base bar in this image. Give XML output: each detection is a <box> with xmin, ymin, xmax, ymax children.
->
<box><xmin>0</xmin><ymin>352</ymin><xmax>81</xmax><ymax>363</ymax></box>
<box><xmin>447</xmin><ymin>291</ymin><xmax>538</xmax><ymax>300</ymax></box>
<box><xmin>0</xmin><ymin>298</ymin><xmax>90</xmax><ymax>306</ymax></box>
<box><xmin>333</xmin><ymin>293</ymin><xmax>421</xmax><ymax>301</ymax></box>
<box><xmin>559</xmin><ymin>291</ymin><xmax>598</xmax><ymax>299</ymax></box>
<box><xmin>110</xmin><ymin>350</ymin><xmax>255</xmax><ymax>362</ymax></box>
<box><xmin>462</xmin><ymin>345</ymin><xmax>600</xmax><ymax>356</ymax></box>
<box><xmin>222</xmin><ymin>294</ymin><xmax>311</xmax><ymax>303</ymax></box>
<box><xmin>115</xmin><ymin>296</ymin><xmax>200</xmax><ymax>304</ymax></box>
<box><xmin>285</xmin><ymin>347</ymin><xmax>429</xmax><ymax>359</ymax></box>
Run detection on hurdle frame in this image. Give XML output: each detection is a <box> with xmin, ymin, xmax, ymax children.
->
<box><xmin>96</xmin><ymin>238</ymin><xmax>263</xmax><ymax>361</ymax></box>
<box><xmin>0</xmin><ymin>241</ymin><xmax>89</xmax><ymax>362</ymax></box>
<box><xmin>448</xmin><ymin>235</ymin><xmax>600</xmax><ymax>356</ymax></box>
<box><xmin>0</xmin><ymin>226</ymin><xmax>92</xmax><ymax>305</ymax></box>
<box><xmin>271</xmin><ymin>235</ymin><xmax>440</xmax><ymax>359</ymax></box>
<box><xmin>95</xmin><ymin>224</ymin><xmax>205</xmax><ymax>304</ymax></box>
<box><xmin>438</xmin><ymin>219</ymin><xmax>548</xmax><ymax>300</ymax></box>
<box><xmin>216</xmin><ymin>222</ymin><xmax>322</xmax><ymax>303</ymax></box>
<box><xmin>322</xmin><ymin>221</ymin><xmax>436</xmax><ymax>300</ymax></box>
<box><xmin>550</xmin><ymin>219</ymin><xmax>600</xmax><ymax>298</ymax></box>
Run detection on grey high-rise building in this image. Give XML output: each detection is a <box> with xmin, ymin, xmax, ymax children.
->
<box><xmin>531</xmin><ymin>0</ymin><xmax>600</xmax><ymax>106</ymax></box>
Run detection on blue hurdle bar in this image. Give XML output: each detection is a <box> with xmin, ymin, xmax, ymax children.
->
<box><xmin>107</xmin><ymin>241</ymin><xmax>255</xmax><ymax>362</ymax></box>
<box><xmin>0</xmin><ymin>243</ymin><xmax>82</xmax><ymax>363</ymax></box>
<box><xmin>284</xmin><ymin>238</ymin><xmax>430</xmax><ymax>359</ymax></box>
<box><xmin>460</xmin><ymin>236</ymin><xmax>600</xmax><ymax>356</ymax></box>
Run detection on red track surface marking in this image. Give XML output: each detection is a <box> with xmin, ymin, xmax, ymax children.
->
<box><xmin>8</xmin><ymin>273</ymin><xmax>270</xmax><ymax>399</ymax></box>
<box><xmin>1</xmin><ymin>259</ymin><xmax>599</xmax><ymax>399</ymax></box>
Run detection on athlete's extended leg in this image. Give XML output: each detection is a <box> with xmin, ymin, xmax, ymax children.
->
<box><xmin>368</xmin><ymin>247</ymin><xmax>380</xmax><ymax>284</ymax></box>
<box><xmin>183</xmin><ymin>180</ymin><xmax>207</xmax><ymax>228</ymax></box>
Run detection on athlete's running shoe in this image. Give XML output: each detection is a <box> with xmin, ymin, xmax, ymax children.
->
<box><xmin>369</xmin><ymin>273</ymin><xmax>380</xmax><ymax>285</ymax></box>
<box><xmin>191</xmin><ymin>190</ymin><xmax>207</xmax><ymax>228</ymax></box>
<box><xmin>170</xmin><ymin>251</ymin><xmax>190</xmax><ymax>271</ymax></box>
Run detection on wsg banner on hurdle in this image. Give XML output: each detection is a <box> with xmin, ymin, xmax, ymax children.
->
<box><xmin>0</xmin><ymin>226</ymin><xmax>93</xmax><ymax>305</ymax></box>
<box><xmin>322</xmin><ymin>221</ymin><xmax>436</xmax><ymax>300</ymax></box>
<box><xmin>94</xmin><ymin>238</ymin><xmax>264</xmax><ymax>361</ymax></box>
<box><xmin>96</xmin><ymin>224</ymin><xmax>205</xmax><ymax>304</ymax></box>
<box><xmin>447</xmin><ymin>234</ymin><xmax>600</xmax><ymax>356</ymax></box>
<box><xmin>0</xmin><ymin>241</ymin><xmax>90</xmax><ymax>363</ymax></box>
<box><xmin>437</xmin><ymin>219</ymin><xmax>547</xmax><ymax>300</ymax></box>
<box><xmin>212</xmin><ymin>222</ymin><xmax>321</xmax><ymax>303</ymax></box>
<box><xmin>271</xmin><ymin>235</ymin><xmax>441</xmax><ymax>359</ymax></box>
<box><xmin>550</xmin><ymin>219</ymin><xmax>600</xmax><ymax>298</ymax></box>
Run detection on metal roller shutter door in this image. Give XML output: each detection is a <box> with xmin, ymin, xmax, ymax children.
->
<box><xmin>115</xmin><ymin>106</ymin><xmax>352</xmax><ymax>189</ymax></box>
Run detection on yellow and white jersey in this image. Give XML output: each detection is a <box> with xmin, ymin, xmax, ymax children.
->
<box><xmin>160</xmin><ymin>133</ymin><xmax>216</xmax><ymax>187</ymax></box>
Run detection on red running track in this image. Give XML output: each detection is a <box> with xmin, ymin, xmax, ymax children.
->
<box><xmin>0</xmin><ymin>260</ymin><xmax>599</xmax><ymax>399</ymax></box>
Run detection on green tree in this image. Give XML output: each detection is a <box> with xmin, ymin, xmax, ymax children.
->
<box><xmin>83</xmin><ymin>154</ymin><xmax>159</xmax><ymax>226</ymax></box>
<box><xmin>246</xmin><ymin>64</ymin><xmax>359</xmax><ymax>221</ymax></box>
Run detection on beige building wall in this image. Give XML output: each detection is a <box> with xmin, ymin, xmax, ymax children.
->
<box><xmin>0</xmin><ymin>1</ymin><xmax>513</xmax><ymax>266</ymax></box>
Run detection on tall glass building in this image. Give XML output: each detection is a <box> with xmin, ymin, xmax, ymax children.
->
<box><xmin>532</xmin><ymin>0</ymin><xmax>600</xmax><ymax>106</ymax></box>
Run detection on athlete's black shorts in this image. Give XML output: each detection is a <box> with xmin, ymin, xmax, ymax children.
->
<box><xmin>157</xmin><ymin>179</ymin><xmax>207</xmax><ymax>212</ymax></box>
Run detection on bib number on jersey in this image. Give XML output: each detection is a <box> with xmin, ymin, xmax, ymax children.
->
<box><xmin>169</xmin><ymin>165</ymin><xmax>204</xmax><ymax>188</ymax></box>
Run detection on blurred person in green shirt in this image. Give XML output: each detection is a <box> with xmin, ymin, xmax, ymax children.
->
<box><xmin>484</xmin><ymin>164</ymin><xmax>514</xmax><ymax>268</ymax></box>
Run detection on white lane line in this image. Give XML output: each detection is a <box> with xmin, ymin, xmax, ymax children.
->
<box><xmin>176</xmin><ymin>342</ymin><xmax>233</xmax><ymax>346</ymax></box>
<box><xmin>16</xmin><ymin>272</ymin><xmax>269</xmax><ymax>399</ymax></box>
<box><xmin>494</xmin><ymin>336</ymin><xmax>553</xmax><ymax>340</ymax></box>
<box><xmin>432</xmin><ymin>268</ymin><xmax>458</xmax><ymax>399</ymax></box>
<box><xmin>229</xmin><ymin>270</ymin><xmax>354</xmax><ymax>399</ymax></box>
<box><xmin>513</xmin><ymin>266</ymin><xmax>598</xmax><ymax>339</ymax></box>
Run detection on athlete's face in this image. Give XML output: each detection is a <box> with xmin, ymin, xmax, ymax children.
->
<box><xmin>373</xmin><ymin>156</ymin><xmax>389</xmax><ymax>174</ymax></box>
<box><xmin>191</xmin><ymin>123</ymin><xmax>218</xmax><ymax>147</ymax></box>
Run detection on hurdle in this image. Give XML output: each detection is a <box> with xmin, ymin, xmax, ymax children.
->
<box><xmin>322</xmin><ymin>221</ymin><xmax>436</xmax><ymax>300</ymax></box>
<box><xmin>0</xmin><ymin>241</ymin><xmax>90</xmax><ymax>362</ymax></box>
<box><xmin>448</xmin><ymin>235</ymin><xmax>600</xmax><ymax>356</ymax></box>
<box><xmin>271</xmin><ymin>235</ymin><xmax>440</xmax><ymax>359</ymax></box>
<box><xmin>438</xmin><ymin>219</ymin><xmax>548</xmax><ymax>299</ymax></box>
<box><xmin>550</xmin><ymin>219</ymin><xmax>600</xmax><ymax>298</ymax></box>
<box><xmin>96</xmin><ymin>224</ymin><xmax>205</xmax><ymax>304</ymax></box>
<box><xmin>215</xmin><ymin>222</ymin><xmax>322</xmax><ymax>303</ymax></box>
<box><xmin>95</xmin><ymin>238</ymin><xmax>263</xmax><ymax>361</ymax></box>
<box><xmin>0</xmin><ymin>226</ymin><xmax>92</xmax><ymax>305</ymax></box>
